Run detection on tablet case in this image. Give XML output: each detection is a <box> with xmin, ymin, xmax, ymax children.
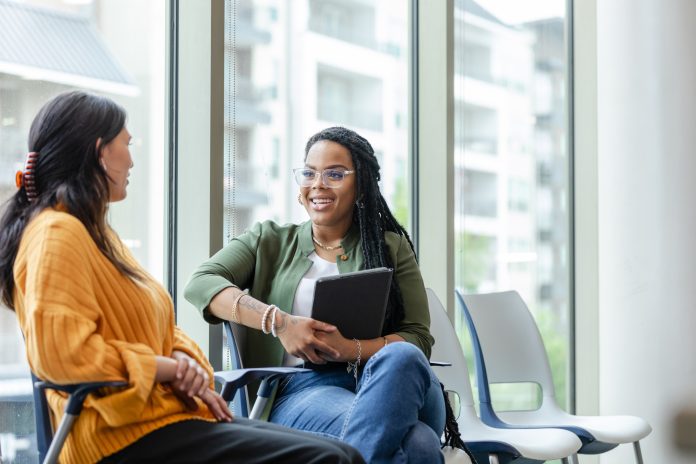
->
<box><xmin>311</xmin><ymin>267</ymin><xmax>393</xmax><ymax>339</ymax></box>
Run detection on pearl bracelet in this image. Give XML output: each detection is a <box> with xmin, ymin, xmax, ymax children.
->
<box><xmin>270</xmin><ymin>306</ymin><xmax>279</xmax><ymax>337</ymax></box>
<box><xmin>260</xmin><ymin>305</ymin><xmax>274</xmax><ymax>334</ymax></box>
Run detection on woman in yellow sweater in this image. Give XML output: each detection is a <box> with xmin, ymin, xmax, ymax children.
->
<box><xmin>0</xmin><ymin>91</ymin><xmax>364</xmax><ymax>464</ymax></box>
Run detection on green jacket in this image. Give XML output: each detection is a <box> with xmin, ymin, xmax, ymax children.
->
<box><xmin>184</xmin><ymin>220</ymin><xmax>433</xmax><ymax>370</ymax></box>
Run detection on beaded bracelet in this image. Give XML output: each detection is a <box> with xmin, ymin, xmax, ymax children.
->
<box><xmin>270</xmin><ymin>306</ymin><xmax>279</xmax><ymax>338</ymax></box>
<box><xmin>260</xmin><ymin>305</ymin><xmax>274</xmax><ymax>334</ymax></box>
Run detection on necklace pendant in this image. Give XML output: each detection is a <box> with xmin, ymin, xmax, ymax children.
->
<box><xmin>312</xmin><ymin>234</ymin><xmax>343</xmax><ymax>251</ymax></box>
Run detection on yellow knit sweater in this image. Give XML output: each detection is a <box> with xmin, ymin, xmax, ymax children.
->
<box><xmin>13</xmin><ymin>209</ymin><xmax>215</xmax><ymax>464</ymax></box>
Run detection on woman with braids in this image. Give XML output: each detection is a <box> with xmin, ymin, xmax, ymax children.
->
<box><xmin>0</xmin><ymin>92</ymin><xmax>364</xmax><ymax>464</ymax></box>
<box><xmin>185</xmin><ymin>126</ymin><xmax>466</xmax><ymax>463</ymax></box>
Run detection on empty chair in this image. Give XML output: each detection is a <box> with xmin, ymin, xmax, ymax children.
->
<box><xmin>427</xmin><ymin>288</ymin><xmax>582</xmax><ymax>464</ymax></box>
<box><xmin>456</xmin><ymin>289</ymin><xmax>651</xmax><ymax>463</ymax></box>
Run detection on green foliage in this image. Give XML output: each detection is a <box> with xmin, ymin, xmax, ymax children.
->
<box><xmin>534</xmin><ymin>309</ymin><xmax>569</xmax><ymax>409</ymax></box>
<box><xmin>455</xmin><ymin>232</ymin><xmax>495</xmax><ymax>293</ymax></box>
<box><xmin>392</xmin><ymin>175</ymin><xmax>410</xmax><ymax>229</ymax></box>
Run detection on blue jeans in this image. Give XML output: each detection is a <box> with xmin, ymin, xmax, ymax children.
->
<box><xmin>270</xmin><ymin>342</ymin><xmax>446</xmax><ymax>464</ymax></box>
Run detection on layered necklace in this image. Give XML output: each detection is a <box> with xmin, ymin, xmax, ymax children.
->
<box><xmin>312</xmin><ymin>234</ymin><xmax>344</xmax><ymax>251</ymax></box>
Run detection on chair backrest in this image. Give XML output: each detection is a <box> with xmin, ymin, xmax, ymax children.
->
<box><xmin>456</xmin><ymin>290</ymin><xmax>557</xmax><ymax>408</ymax></box>
<box><xmin>427</xmin><ymin>289</ymin><xmax>476</xmax><ymax>410</ymax></box>
<box><xmin>31</xmin><ymin>373</ymin><xmax>53</xmax><ymax>464</ymax></box>
<box><xmin>223</xmin><ymin>321</ymin><xmax>250</xmax><ymax>417</ymax></box>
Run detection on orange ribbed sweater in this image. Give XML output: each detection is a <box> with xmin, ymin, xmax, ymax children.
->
<box><xmin>13</xmin><ymin>209</ymin><xmax>215</xmax><ymax>464</ymax></box>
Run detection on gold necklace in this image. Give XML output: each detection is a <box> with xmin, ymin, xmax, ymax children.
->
<box><xmin>312</xmin><ymin>235</ymin><xmax>344</xmax><ymax>251</ymax></box>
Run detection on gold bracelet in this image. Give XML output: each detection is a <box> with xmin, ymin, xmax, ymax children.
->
<box><xmin>382</xmin><ymin>336</ymin><xmax>388</xmax><ymax>348</ymax></box>
<box><xmin>230</xmin><ymin>291</ymin><xmax>246</xmax><ymax>324</ymax></box>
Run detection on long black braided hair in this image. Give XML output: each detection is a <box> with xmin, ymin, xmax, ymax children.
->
<box><xmin>305</xmin><ymin>127</ymin><xmax>475</xmax><ymax>460</ymax></box>
<box><xmin>305</xmin><ymin>126</ymin><xmax>413</xmax><ymax>334</ymax></box>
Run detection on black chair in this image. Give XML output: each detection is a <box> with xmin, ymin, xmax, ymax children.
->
<box><xmin>215</xmin><ymin>320</ymin><xmax>308</xmax><ymax>419</ymax></box>
<box><xmin>32</xmin><ymin>358</ymin><xmax>306</xmax><ymax>464</ymax></box>
<box><xmin>32</xmin><ymin>374</ymin><xmax>127</xmax><ymax>464</ymax></box>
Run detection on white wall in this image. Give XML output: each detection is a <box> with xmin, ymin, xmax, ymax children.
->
<box><xmin>595</xmin><ymin>0</ymin><xmax>696</xmax><ymax>462</ymax></box>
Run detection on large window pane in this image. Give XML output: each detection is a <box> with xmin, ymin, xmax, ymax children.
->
<box><xmin>454</xmin><ymin>0</ymin><xmax>571</xmax><ymax>411</ymax></box>
<box><xmin>0</xmin><ymin>1</ymin><xmax>165</xmax><ymax>461</ymax></box>
<box><xmin>223</xmin><ymin>0</ymin><xmax>411</xmax><ymax>242</ymax></box>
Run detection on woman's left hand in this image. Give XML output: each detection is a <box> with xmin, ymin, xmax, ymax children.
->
<box><xmin>170</xmin><ymin>350</ymin><xmax>210</xmax><ymax>399</ymax></box>
<box><xmin>315</xmin><ymin>330</ymin><xmax>358</xmax><ymax>363</ymax></box>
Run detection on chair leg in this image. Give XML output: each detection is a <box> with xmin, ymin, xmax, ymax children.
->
<box><xmin>565</xmin><ymin>454</ymin><xmax>579</xmax><ymax>464</ymax></box>
<box><xmin>633</xmin><ymin>441</ymin><xmax>644</xmax><ymax>464</ymax></box>
<box><xmin>561</xmin><ymin>458</ymin><xmax>569</xmax><ymax>464</ymax></box>
<box><xmin>488</xmin><ymin>454</ymin><xmax>500</xmax><ymax>464</ymax></box>
<box><xmin>44</xmin><ymin>412</ymin><xmax>78</xmax><ymax>464</ymax></box>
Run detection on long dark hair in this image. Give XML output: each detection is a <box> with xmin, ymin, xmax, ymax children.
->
<box><xmin>0</xmin><ymin>90</ymin><xmax>140</xmax><ymax>309</ymax></box>
<box><xmin>305</xmin><ymin>127</ymin><xmax>474</xmax><ymax>457</ymax></box>
<box><xmin>305</xmin><ymin>126</ymin><xmax>415</xmax><ymax>334</ymax></box>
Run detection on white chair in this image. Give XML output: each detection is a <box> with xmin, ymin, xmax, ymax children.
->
<box><xmin>427</xmin><ymin>288</ymin><xmax>582</xmax><ymax>464</ymax></box>
<box><xmin>456</xmin><ymin>290</ymin><xmax>652</xmax><ymax>464</ymax></box>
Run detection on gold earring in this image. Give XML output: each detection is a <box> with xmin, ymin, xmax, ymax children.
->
<box><xmin>297</xmin><ymin>193</ymin><xmax>303</xmax><ymax>204</ymax></box>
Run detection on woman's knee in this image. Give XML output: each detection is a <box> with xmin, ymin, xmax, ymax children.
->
<box><xmin>378</xmin><ymin>341</ymin><xmax>429</xmax><ymax>370</ymax></box>
<box><xmin>401</xmin><ymin>421</ymin><xmax>444</xmax><ymax>464</ymax></box>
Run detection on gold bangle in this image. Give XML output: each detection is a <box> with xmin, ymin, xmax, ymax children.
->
<box><xmin>230</xmin><ymin>291</ymin><xmax>246</xmax><ymax>324</ymax></box>
<box><xmin>382</xmin><ymin>336</ymin><xmax>388</xmax><ymax>348</ymax></box>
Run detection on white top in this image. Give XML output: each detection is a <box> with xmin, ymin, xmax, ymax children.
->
<box><xmin>282</xmin><ymin>252</ymin><xmax>339</xmax><ymax>366</ymax></box>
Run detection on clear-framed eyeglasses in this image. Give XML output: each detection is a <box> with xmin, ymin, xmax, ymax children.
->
<box><xmin>292</xmin><ymin>167</ymin><xmax>355</xmax><ymax>188</ymax></box>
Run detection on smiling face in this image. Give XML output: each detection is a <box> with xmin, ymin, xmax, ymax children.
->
<box><xmin>300</xmin><ymin>140</ymin><xmax>357</xmax><ymax>234</ymax></box>
<box><xmin>100</xmin><ymin>127</ymin><xmax>133</xmax><ymax>202</ymax></box>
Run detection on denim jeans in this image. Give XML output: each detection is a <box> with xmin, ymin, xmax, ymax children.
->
<box><xmin>269</xmin><ymin>342</ymin><xmax>446</xmax><ymax>464</ymax></box>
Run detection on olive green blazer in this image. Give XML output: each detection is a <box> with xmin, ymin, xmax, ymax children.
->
<box><xmin>184</xmin><ymin>220</ymin><xmax>433</xmax><ymax>371</ymax></box>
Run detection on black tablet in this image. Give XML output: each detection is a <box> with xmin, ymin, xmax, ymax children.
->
<box><xmin>311</xmin><ymin>267</ymin><xmax>393</xmax><ymax>339</ymax></box>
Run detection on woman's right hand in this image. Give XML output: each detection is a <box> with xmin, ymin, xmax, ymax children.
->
<box><xmin>275</xmin><ymin>313</ymin><xmax>340</xmax><ymax>364</ymax></box>
<box><xmin>199</xmin><ymin>388</ymin><xmax>234</xmax><ymax>422</ymax></box>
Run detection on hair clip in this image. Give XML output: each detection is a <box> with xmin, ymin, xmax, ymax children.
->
<box><xmin>18</xmin><ymin>152</ymin><xmax>39</xmax><ymax>202</ymax></box>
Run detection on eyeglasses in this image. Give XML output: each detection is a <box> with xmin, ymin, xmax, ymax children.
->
<box><xmin>292</xmin><ymin>168</ymin><xmax>355</xmax><ymax>188</ymax></box>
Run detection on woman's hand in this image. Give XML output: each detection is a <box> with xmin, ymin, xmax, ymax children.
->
<box><xmin>315</xmin><ymin>330</ymin><xmax>358</xmax><ymax>363</ymax></box>
<box><xmin>168</xmin><ymin>351</ymin><xmax>233</xmax><ymax>422</ymax></box>
<box><xmin>199</xmin><ymin>388</ymin><xmax>234</xmax><ymax>422</ymax></box>
<box><xmin>170</xmin><ymin>350</ymin><xmax>209</xmax><ymax>399</ymax></box>
<box><xmin>275</xmin><ymin>313</ymin><xmax>341</xmax><ymax>364</ymax></box>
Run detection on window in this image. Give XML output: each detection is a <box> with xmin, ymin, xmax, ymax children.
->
<box><xmin>463</xmin><ymin>170</ymin><xmax>498</xmax><ymax>217</ymax></box>
<box><xmin>317</xmin><ymin>65</ymin><xmax>384</xmax><ymax>131</ymax></box>
<box><xmin>223</xmin><ymin>0</ymin><xmax>411</xmax><ymax>242</ymax></box>
<box><xmin>454</xmin><ymin>0</ymin><xmax>571</xmax><ymax>410</ymax></box>
<box><xmin>309</xmin><ymin>0</ymin><xmax>377</xmax><ymax>49</ymax></box>
<box><xmin>0</xmin><ymin>1</ymin><xmax>165</xmax><ymax>460</ymax></box>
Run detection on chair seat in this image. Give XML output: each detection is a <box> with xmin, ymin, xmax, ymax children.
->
<box><xmin>459</xmin><ymin>410</ymin><xmax>582</xmax><ymax>461</ymax></box>
<box><xmin>497</xmin><ymin>410</ymin><xmax>652</xmax><ymax>444</ymax></box>
<box><xmin>441</xmin><ymin>446</ymin><xmax>472</xmax><ymax>464</ymax></box>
